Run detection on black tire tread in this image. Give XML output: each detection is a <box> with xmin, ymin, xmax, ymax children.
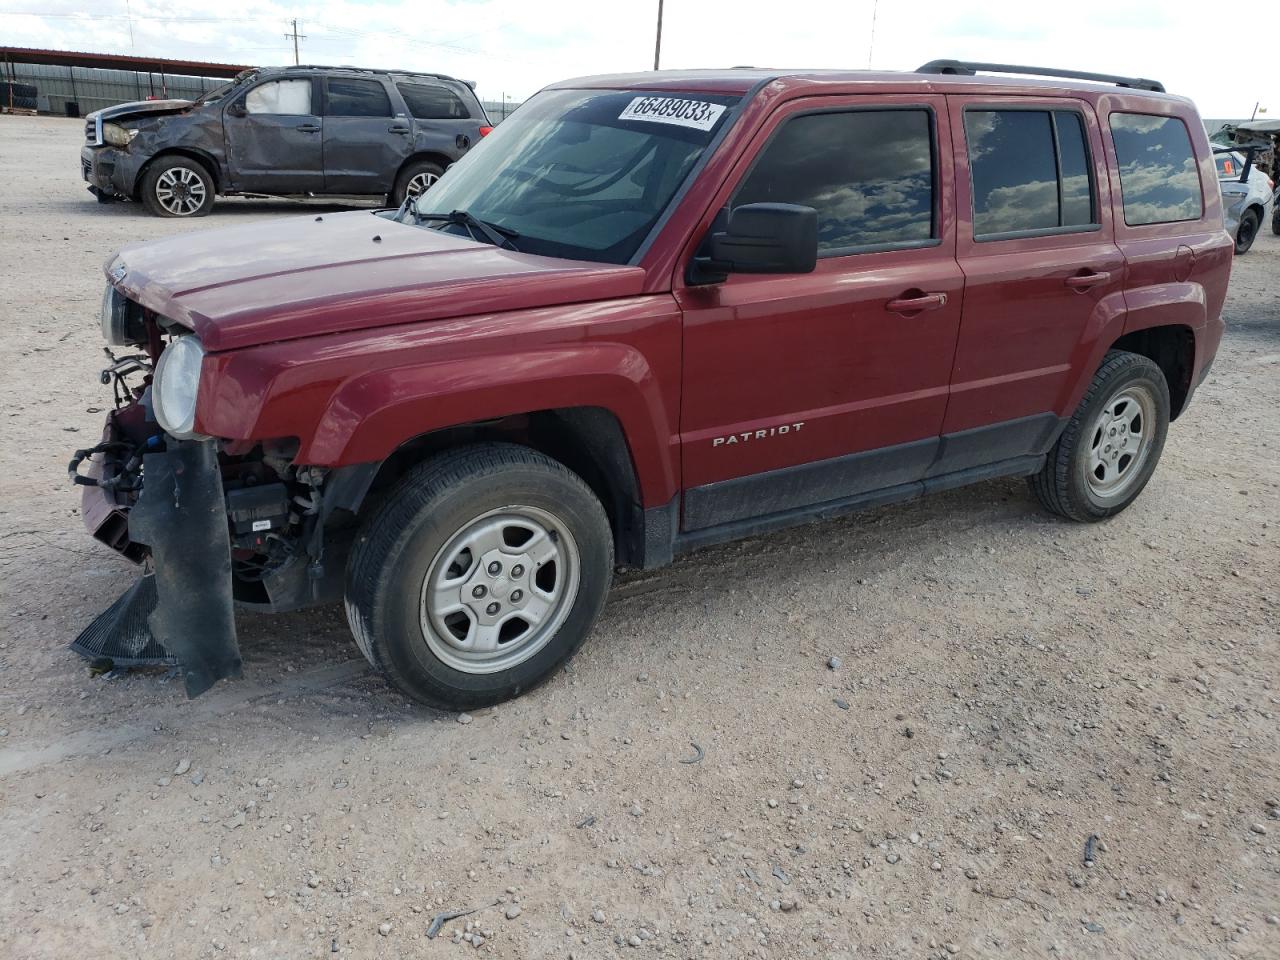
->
<box><xmin>1030</xmin><ymin>350</ymin><xmax>1168</xmax><ymax>523</ymax></box>
<box><xmin>345</xmin><ymin>442</ymin><xmax>612</xmax><ymax>708</ymax></box>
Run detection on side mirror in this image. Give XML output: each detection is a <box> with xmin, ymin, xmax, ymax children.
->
<box><xmin>226</xmin><ymin>101</ymin><xmax>247</xmax><ymax>118</ymax></box>
<box><xmin>695</xmin><ymin>203</ymin><xmax>818</xmax><ymax>282</ymax></box>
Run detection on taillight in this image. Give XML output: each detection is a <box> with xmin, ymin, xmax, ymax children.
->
<box><xmin>478</xmin><ymin>125</ymin><xmax>493</xmax><ymax>137</ymax></box>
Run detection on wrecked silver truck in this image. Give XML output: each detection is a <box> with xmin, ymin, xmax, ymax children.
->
<box><xmin>81</xmin><ymin>65</ymin><xmax>492</xmax><ymax>217</ymax></box>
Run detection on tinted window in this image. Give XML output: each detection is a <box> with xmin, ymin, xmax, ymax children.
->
<box><xmin>966</xmin><ymin>110</ymin><xmax>1097</xmax><ymax>236</ymax></box>
<box><xmin>1109</xmin><ymin>113</ymin><xmax>1202</xmax><ymax>225</ymax></box>
<box><xmin>245</xmin><ymin>78</ymin><xmax>311</xmax><ymax>115</ymax></box>
<box><xmin>1055</xmin><ymin>112</ymin><xmax>1094</xmax><ymax>226</ymax></box>
<box><xmin>398</xmin><ymin>82</ymin><xmax>471</xmax><ymax>120</ymax></box>
<box><xmin>326</xmin><ymin>78</ymin><xmax>392</xmax><ymax>118</ymax></box>
<box><xmin>733</xmin><ymin>110</ymin><xmax>934</xmax><ymax>252</ymax></box>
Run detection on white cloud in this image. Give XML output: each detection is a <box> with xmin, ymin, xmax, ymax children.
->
<box><xmin>0</xmin><ymin>0</ymin><xmax>1264</xmax><ymax>116</ymax></box>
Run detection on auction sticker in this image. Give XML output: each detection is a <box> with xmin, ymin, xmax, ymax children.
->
<box><xmin>618</xmin><ymin>96</ymin><xmax>726</xmax><ymax>131</ymax></box>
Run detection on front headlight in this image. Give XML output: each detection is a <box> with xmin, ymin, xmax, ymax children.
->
<box><xmin>102</xmin><ymin>122</ymin><xmax>138</xmax><ymax>148</ymax></box>
<box><xmin>153</xmin><ymin>336</ymin><xmax>205</xmax><ymax>438</ymax></box>
<box><xmin>100</xmin><ymin>283</ymin><xmax>145</xmax><ymax>345</ymax></box>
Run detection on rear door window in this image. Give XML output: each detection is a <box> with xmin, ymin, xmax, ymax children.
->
<box><xmin>245</xmin><ymin>78</ymin><xmax>312</xmax><ymax>115</ymax></box>
<box><xmin>1109</xmin><ymin>113</ymin><xmax>1203</xmax><ymax>225</ymax></box>
<box><xmin>397</xmin><ymin>82</ymin><xmax>472</xmax><ymax>120</ymax></box>
<box><xmin>964</xmin><ymin>109</ymin><xmax>1097</xmax><ymax>238</ymax></box>
<box><xmin>733</xmin><ymin>108</ymin><xmax>936</xmax><ymax>253</ymax></box>
<box><xmin>325</xmin><ymin>78</ymin><xmax>393</xmax><ymax>118</ymax></box>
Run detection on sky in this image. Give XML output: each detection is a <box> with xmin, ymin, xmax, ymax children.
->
<box><xmin>0</xmin><ymin>0</ymin><xmax>1270</xmax><ymax>117</ymax></box>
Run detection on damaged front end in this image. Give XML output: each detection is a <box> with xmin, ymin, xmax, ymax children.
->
<box><xmin>69</xmin><ymin>290</ymin><xmax>358</xmax><ymax>697</ymax></box>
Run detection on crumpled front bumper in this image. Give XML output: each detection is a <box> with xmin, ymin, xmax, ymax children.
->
<box><xmin>78</xmin><ymin>422</ymin><xmax>242</xmax><ymax>697</ymax></box>
<box><xmin>80</xmin><ymin>145</ymin><xmax>138</xmax><ymax>199</ymax></box>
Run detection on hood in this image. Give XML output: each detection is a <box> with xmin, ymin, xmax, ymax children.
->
<box><xmin>107</xmin><ymin>211</ymin><xmax>647</xmax><ymax>352</ymax></box>
<box><xmin>87</xmin><ymin>99</ymin><xmax>194</xmax><ymax>124</ymax></box>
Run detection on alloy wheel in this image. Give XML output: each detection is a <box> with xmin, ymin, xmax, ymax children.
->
<box><xmin>419</xmin><ymin>505</ymin><xmax>580</xmax><ymax>674</ymax></box>
<box><xmin>154</xmin><ymin>166</ymin><xmax>207</xmax><ymax>216</ymax></box>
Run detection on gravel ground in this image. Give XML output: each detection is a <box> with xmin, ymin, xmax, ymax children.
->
<box><xmin>0</xmin><ymin>115</ymin><xmax>1277</xmax><ymax>960</ymax></box>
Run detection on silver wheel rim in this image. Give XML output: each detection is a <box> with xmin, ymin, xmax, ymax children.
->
<box><xmin>1083</xmin><ymin>385</ymin><xmax>1155</xmax><ymax>500</ymax></box>
<box><xmin>405</xmin><ymin>171</ymin><xmax>439</xmax><ymax>201</ymax></box>
<box><xmin>419</xmin><ymin>505</ymin><xmax>579</xmax><ymax>675</ymax></box>
<box><xmin>155</xmin><ymin>166</ymin><xmax>207</xmax><ymax>216</ymax></box>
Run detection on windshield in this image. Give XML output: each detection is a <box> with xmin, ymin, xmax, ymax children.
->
<box><xmin>405</xmin><ymin>88</ymin><xmax>738</xmax><ymax>264</ymax></box>
<box><xmin>194</xmin><ymin>81</ymin><xmax>236</xmax><ymax>105</ymax></box>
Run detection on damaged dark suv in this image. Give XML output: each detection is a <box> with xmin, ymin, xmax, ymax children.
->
<box><xmin>81</xmin><ymin>65</ymin><xmax>492</xmax><ymax>217</ymax></box>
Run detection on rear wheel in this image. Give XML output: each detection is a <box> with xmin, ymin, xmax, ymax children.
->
<box><xmin>1030</xmin><ymin>351</ymin><xmax>1170</xmax><ymax>522</ymax></box>
<box><xmin>392</xmin><ymin>159</ymin><xmax>445</xmax><ymax>207</ymax></box>
<box><xmin>1235</xmin><ymin>208</ymin><xmax>1260</xmax><ymax>254</ymax></box>
<box><xmin>345</xmin><ymin>443</ymin><xmax>613</xmax><ymax>710</ymax></box>
<box><xmin>140</xmin><ymin>157</ymin><xmax>214</xmax><ymax>218</ymax></box>
<box><xmin>1271</xmin><ymin>203</ymin><xmax>1280</xmax><ymax>236</ymax></box>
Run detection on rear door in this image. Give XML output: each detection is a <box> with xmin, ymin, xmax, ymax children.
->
<box><xmin>223</xmin><ymin>77</ymin><xmax>323</xmax><ymax>193</ymax></box>
<box><xmin>397</xmin><ymin>80</ymin><xmax>487</xmax><ymax>160</ymax></box>
<box><xmin>676</xmin><ymin>95</ymin><xmax>964</xmax><ymax>531</ymax></box>
<box><xmin>321</xmin><ymin>76</ymin><xmax>412</xmax><ymax>194</ymax></box>
<box><xmin>944</xmin><ymin>96</ymin><xmax>1126</xmax><ymax>462</ymax></box>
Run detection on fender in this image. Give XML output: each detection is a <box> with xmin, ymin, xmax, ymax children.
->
<box><xmin>1053</xmin><ymin>287</ymin><xmax>1130</xmax><ymax>417</ymax></box>
<box><xmin>197</xmin><ymin>296</ymin><xmax>684</xmax><ymax>506</ymax></box>
<box><xmin>310</xmin><ymin>343</ymin><xmax>679</xmax><ymax>503</ymax></box>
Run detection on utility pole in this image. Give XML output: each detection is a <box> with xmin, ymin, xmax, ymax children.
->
<box><xmin>285</xmin><ymin>19</ymin><xmax>306</xmax><ymax>65</ymax></box>
<box><xmin>653</xmin><ymin>0</ymin><xmax>663</xmax><ymax>71</ymax></box>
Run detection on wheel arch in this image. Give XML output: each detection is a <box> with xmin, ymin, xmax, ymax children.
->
<box><xmin>395</xmin><ymin>152</ymin><xmax>452</xmax><ymax>185</ymax></box>
<box><xmin>132</xmin><ymin>147</ymin><xmax>222</xmax><ymax>198</ymax></box>
<box><xmin>334</xmin><ymin>407</ymin><xmax>655</xmax><ymax>569</ymax></box>
<box><xmin>1109</xmin><ymin>323</ymin><xmax>1196</xmax><ymax>419</ymax></box>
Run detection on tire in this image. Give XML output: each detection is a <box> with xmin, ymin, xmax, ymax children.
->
<box><xmin>1235</xmin><ymin>208</ymin><xmax>1260</xmax><ymax>254</ymax></box>
<box><xmin>392</xmin><ymin>159</ymin><xmax>445</xmax><ymax>206</ymax></box>
<box><xmin>1030</xmin><ymin>350</ymin><xmax>1170</xmax><ymax>523</ymax></box>
<box><xmin>1271</xmin><ymin>204</ymin><xmax>1280</xmax><ymax>236</ymax></box>
<box><xmin>140</xmin><ymin>157</ymin><xmax>215</xmax><ymax>218</ymax></box>
<box><xmin>345</xmin><ymin>443</ymin><xmax>613</xmax><ymax>710</ymax></box>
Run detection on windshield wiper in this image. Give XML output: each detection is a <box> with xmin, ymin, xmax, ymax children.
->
<box><xmin>412</xmin><ymin>208</ymin><xmax>520</xmax><ymax>250</ymax></box>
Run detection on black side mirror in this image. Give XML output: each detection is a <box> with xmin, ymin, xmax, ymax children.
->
<box><xmin>226</xmin><ymin>101</ymin><xmax>247</xmax><ymax>118</ymax></box>
<box><xmin>691</xmin><ymin>203</ymin><xmax>818</xmax><ymax>284</ymax></box>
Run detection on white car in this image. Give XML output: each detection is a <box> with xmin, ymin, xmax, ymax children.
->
<box><xmin>1216</xmin><ymin>149</ymin><xmax>1274</xmax><ymax>254</ymax></box>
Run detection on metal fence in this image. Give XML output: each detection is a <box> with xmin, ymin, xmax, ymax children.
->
<box><xmin>4</xmin><ymin>58</ymin><xmax>524</xmax><ymax>122</ymax></box>
<box><xmin>6</xmin><ymin>61</ymin><xmax>226</xmax><ymax>117</ymax></box>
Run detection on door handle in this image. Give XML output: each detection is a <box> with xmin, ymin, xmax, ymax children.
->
<box><xmin>885</xmin><ymin>292</ymin><xmax>948</xmax><ymax>314</ymax></box>
<box><xmin>296</xmin><ymin>123</ymin><xmax>321</xmax><ymax>133</ymax></box>
<box><xmin>1064</xmin><ymin>270</ymin><xmax>1112</xmax><ymax>290</ymax></box>
<box><xmin>389</xmin><ymin>124</ymin><xmax>411</xmax><ymax>134</ymax></box>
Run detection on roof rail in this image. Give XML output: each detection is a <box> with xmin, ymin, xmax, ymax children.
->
<box><xmin>916</xmin><ymin>59</ymin><xmax>1165</xmax><ymax>94</ymax></box>
<box><xmin>278</xmin><ymin>64</ymin><xmax>467</xmax><ymax>85</ymax></box>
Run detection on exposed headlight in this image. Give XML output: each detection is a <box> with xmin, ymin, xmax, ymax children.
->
<box><xmin>153</xmin><ymin>336</ymin><xmax>205</xmax><ymax>438</ymax></box>
<box><xmin>102</xmin><ymin>122</ymin><xmax>138</xmax><ymax>148</ymax></box>
<box><xmin>100</xmin><ymin>283</ymin><xmax>145</xmax><ymax>345</ymax></box>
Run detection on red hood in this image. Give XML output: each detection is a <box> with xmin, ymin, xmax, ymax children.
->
<box><xmin>107</xmin><ymin>211</ymin><xmax>646</xmax><ymax>352</ymax></box>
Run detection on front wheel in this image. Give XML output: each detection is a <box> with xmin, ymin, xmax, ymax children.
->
<box><xmin>1235</xmin><ymin>208</ymin><xmax>1260</xmax><ymax>254</ymax></box>
<box><xmin>345</xmin><ymin>444</ymin><xmax>613</xmax><ymax>710</ymax></box>
<box><xmin>1030</xmin><ymin>351</ymin><xmax>1170</xmax><ymax>522</ymax></box>
<box><xmin>140</xmin><ymin>157</ymin><xmax>215</xmax><ymax>218</ymax></box>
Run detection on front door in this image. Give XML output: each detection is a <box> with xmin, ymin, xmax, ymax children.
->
<box><xmin>676</xmin><ymin>95</ymin><xmax>963</xmax><ymax>532</ymax></box>
<box><xmin>223</xmin><ymin>77</ymin><xmax>323</xmax><ymax>193</ymax></box>
<box><xmin>321</xmin><ymin>76</ymin><xmax>412</xmax><ymax>194</ymax></box>
<box><xmin>942</xmin><ymin>96</ymin><xmax>1126</xmax><ymax>462</ymax></box>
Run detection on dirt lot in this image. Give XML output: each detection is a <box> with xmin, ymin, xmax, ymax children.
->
<box><xmin>0</xmin><ymin>114</ymin><xmax>1277</xmax><ymax>960</ymax></box>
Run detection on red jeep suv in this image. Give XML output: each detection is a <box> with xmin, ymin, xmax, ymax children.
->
<box><xmin>73</xmin><ymin>60</ymin><xmax>1231</xmax><ymax>707</ymax></box>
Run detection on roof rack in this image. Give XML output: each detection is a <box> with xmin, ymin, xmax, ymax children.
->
<box><xmin>279</xmin><ymin>64</ymin><xmax>470</xmax><ymax>86</ymax></box>
<box><xmin>916</xmin><ymin>59</ymin><xmax>1165</xmax><ymax>94</ymax></box>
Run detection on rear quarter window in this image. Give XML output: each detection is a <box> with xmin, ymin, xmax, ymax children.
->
<box><xmin>397</xmin><ymin>82</ymin><xmax>472</xmax><ymax>120</ymax></box>
<box><xmin>1108</xmin><ymin>113</ymin><xmax>1203</xmax><ymax>225</ymax></box>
